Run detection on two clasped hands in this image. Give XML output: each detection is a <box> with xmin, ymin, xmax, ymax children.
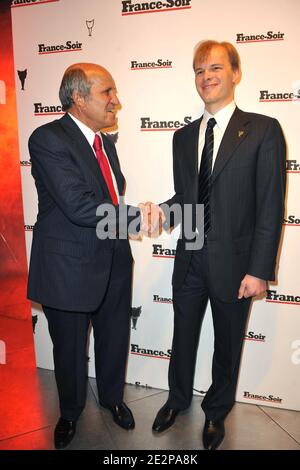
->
<box><xmin>138</xmin><ymin>202</ymin><xmax>166</xmax><ymax>236</ymax></box>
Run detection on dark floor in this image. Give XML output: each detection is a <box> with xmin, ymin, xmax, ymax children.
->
<box><xmin>0</xmin><ymin>368</ymin><xmax>299</xmax><ymax>450</ymax></box>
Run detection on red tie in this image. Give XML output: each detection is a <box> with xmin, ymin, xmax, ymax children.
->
<box><xmin>93</xmin><ymin>134</ymin><xmax>118</xmax><ymax>205</ymax></box>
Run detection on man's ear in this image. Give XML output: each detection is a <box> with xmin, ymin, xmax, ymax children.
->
<box><xmin>233</xmin><ymin>67</ymin><xmax>242</xmax><ymax>85</ymax></box>
<box><xmin>72</xmin><ymin>90</ymin><xmax>85</xmax><ymax>108</ymax></box>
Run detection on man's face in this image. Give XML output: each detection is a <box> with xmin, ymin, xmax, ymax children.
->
<box><xmin>194</xmin><ymin>45</ymin><xmax>240</xmax><ymax>114</ymax></box>
<box><xmin>79</xmin><ymin>70</ymin><xmax>119</xmax><ymax>132</ymax></box>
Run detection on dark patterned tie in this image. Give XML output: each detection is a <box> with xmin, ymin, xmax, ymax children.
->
<box><xmin>198</xmin><ymin>117</ymin><xmax>217</xmax><ymax>234</ymax></box>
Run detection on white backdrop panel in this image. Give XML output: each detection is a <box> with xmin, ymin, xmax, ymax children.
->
<box><xmin>11</xmin><ymin>0</ymin><xmax>300</xmax><ymax>411</ymax></box>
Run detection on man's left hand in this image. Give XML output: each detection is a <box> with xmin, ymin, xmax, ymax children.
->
<box><xmin>238</xmin><ymin>274</ymin><xmax>267</xmax><ymax>299</ymax></box>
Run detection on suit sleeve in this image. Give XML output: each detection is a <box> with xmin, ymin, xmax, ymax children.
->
<box><xmin>160</xmin><ymin>131</ymin><xmax>185</xmax><ymax>230</ymax></box>
<box><xmin>247</xmin><ymin>118</ymin><xmax>286</xmax><ymax>281</ymax></box>
<box><xmin>29</xmin><ymin>126</ymin><xmax>141</xmax><ymax>235</ymax></box>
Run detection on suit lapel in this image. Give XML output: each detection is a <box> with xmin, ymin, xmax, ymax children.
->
<box><xmin>59</xmin><ymin>114</ymin><xmax>123</xmax><ymax>197</ymax></box>
<box><xmin>211</xmin><ymin>107</ymin><xmax>250</xmax><ymax>185</ymax></box>
<box><xmin>186</xmin><ymin>118</ymin><xmax>201</xmax><ymax>201</ymax></box>
<box><xmin>102</xmin><ymin>134</ymin><xmax>125</xmax><ymax>195</ymax></box>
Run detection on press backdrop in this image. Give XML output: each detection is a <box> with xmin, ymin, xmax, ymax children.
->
<box><xmin>11</xmin><ymin>0</ymin><xmax>300</xmax><ymax>411</ymax></box>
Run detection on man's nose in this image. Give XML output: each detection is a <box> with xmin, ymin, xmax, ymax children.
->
<box><xmin>203</xmin><ymin>69</ymin><xmax>213</xmax><ymax>80</ymax></box>
<box><xmin>111</xmin><ymin>91</ymin><xmax>120</xmax><ymax>106</ymax></box>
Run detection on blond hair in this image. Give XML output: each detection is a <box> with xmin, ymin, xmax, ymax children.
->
<box><xmin>193</xmin><ymin>40</ymin><xmax>241</xmax><ymax>72</ymax></box>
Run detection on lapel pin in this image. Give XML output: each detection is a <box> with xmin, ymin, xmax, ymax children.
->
<box><xmin>238</xmin><ymin>130</ymin><xmax>245</xmax><ymax>138</ymax></box>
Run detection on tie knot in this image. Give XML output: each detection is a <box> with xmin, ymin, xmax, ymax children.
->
<box><xmin>207</xmin><ymin>117</ymin><xmax>216</xmax><ymax>129</ymax></box>
<box><xmin>93</xmin><ymin>134</ymin><xmax>102</xmax><ymax>152</ymax></box>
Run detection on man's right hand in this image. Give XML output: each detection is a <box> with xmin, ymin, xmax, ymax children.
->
<box><xmin>138</xmin><ymin>202</ymin><xmax>166</xmax><ymax>236</ymax></box>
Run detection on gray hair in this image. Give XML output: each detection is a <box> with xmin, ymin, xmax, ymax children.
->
<box><xmin>59</xmin><ymin>68</ymin><xmax>92</xmax><ymax>111</ymax></box>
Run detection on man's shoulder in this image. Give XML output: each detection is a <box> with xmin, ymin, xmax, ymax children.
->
<box><xmin>237</xmin><ymin>109</ymin><xmax>284</xmax><ymax>139</ymax></box>
<box><xmin>236</xmin><ymin>108</ymin><xmax>278</xmax><ymax>125</ymax></box>
<box><xmin>174</xmin><ymin>117</ymin><xmax>201</xmax><ymax>139</ymax></box>
<box><xmin>29</xmin><ymin>115</ymin><xmax>67</xmax><ymax>142</ymax></box>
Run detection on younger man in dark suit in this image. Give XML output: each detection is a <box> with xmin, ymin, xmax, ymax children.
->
<box><xmin>152</xmin><ymin>41</ymin><xmax>286</xmax><ymax>450</ymax></box>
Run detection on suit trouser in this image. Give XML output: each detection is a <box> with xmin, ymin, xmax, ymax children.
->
<box><xmin>167</xmin><ymin>244</ymin><xmax>251</xmax><ymax>421</ymax></box>
<box><xmin>43</xmin><ymin>241</ymin><xmax>132</xmax><ymax>421</ymax></box>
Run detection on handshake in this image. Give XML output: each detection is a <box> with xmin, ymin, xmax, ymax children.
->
<box><xmin>138</xmin><ymin>202</ymin><xmax>166</xmax><ymax>236</ymax></box>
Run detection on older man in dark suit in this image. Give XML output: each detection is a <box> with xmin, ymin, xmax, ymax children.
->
<box><xmin>152</xmin><ymin>40</ymin><xmax>286</xmax><ymax>450</ymax></box>
<box><xmin>28</xmin><ymin>63</ymin><xmax>150</xmax><ymax>449</ymax></box>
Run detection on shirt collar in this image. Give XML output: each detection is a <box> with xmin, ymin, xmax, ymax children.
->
<box><xmin>68</xmin><ymin>112</ymin><xmax>102</xmax><ymax>148</ymax></box>
<box><xmin>203</xmin><ymin>101</ymin><xmax>236</xmax><ymax>131</ymax></box>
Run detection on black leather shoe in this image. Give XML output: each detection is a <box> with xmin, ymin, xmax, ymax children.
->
<box><xmin>202</xmin><ymin>419</ymin><xmax>225</xmax><ymax>450</ymax></box>
<box><xmin>100</xmin><ymin>402</ymin><xmax>135</xmax><ymax>430</ymax></box>
<box><xmin>54</xmin><ymin>417</ymin><xmax>76</xmax><ymax>449</ymax></box>
<box><xmin>152</xmin><ymin>403</ymin><xmax>179</xmax><ymax>433</ymax></box>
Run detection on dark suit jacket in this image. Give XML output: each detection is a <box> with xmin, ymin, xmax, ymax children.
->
<box><xmin>27</xmin><ymin>113</ymin><xmax>138</xmax><ymax>312</ymax></box>
<box><xmin>163</xmin><ymin>107</ymin><xmax>286</xmax><ymax>302</ymax></box>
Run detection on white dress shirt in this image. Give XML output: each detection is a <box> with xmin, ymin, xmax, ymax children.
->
<box><xmin>68</xmin><ymin>112</ymin><xmax>119</xmax><ymax>202</ymax></box>
<box><xmin>198</xmin><ymin>101</ymin><xmax>236</xmax><ymax>171</ymax></box>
